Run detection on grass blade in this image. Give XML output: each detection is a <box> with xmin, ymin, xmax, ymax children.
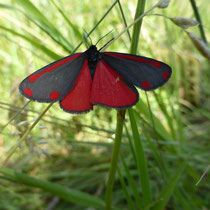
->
<box><xmin>0</xmin><ymin>101</ymin><xmax>30</xmax><ymax>134</ymax></box>
<box><xmin>189</xmin><ymin>0</ymin><xmax>208</xmax><ymax>43</ymax></box>
<box><xmin>0</xmin><ymin>25</ymin><xmax>62</xmax><ymax>60</ymax></box>
<box><xmin>72</xmin><ymin>0</ymin><xmax>119</xmax><ymax>53</ymax></box>
<box><xmin>0</xmin><ymin>104</ymin><xmax>53</xmax><ymax>169</ymax></box>
<box><xmin>136</xmin><ymin>100</ymin><xmax>172</xmax><ymax>141</ymax></box>
<box><xmin>150</xmin><ymin>162</ymin><xmax>186</xmax><ymax>210</ymax></box>
<box><xmin>105</xmin><ymin>110</ymin><xmax>126</xmax><ymax>210</ymax></box>
<box><xmin>142</xmin><ymin>129</ymin><xmax>167</xmax><ymax>179</ymax></box>
<box><xmin>120</xmin><ymin>155</ymin><xmax>143</xmax><ymax>208</ymax></box>
<box><xmin>125</xmin><ymin>124</ymin><xmax>137</xmax><ymax>163</ymax></box>
<box><xmin>127</xmin><ymin>0</ymin><xmax>151</xmax><ymax>207</ymax></box>
<box><xmin>153</xmin><ymin>91</ymin><xmax>177</xmax><ymax>140</ymax></box>
<box><xmin>0</xmin><ymin>168</ymin><xmax>105</xmax><ymax>208</ymax></box>
<box><xmin>0</xmin><ymin>3</ymin><xmax>18</xmax><ymax>10</ymax></box>
<box><xmin>128</xmin><ymin>109</ymin><xmax>151</xmax><ymax>207</ymax></box>
<box><xmin>117</xmin><ymin>166</ymin><xmax>136</xmax><ymax>210</ymax></box>
<box><xmin>117</xmin><ymin>0</ymin><xmax>131</xmax><ymax>41</ymax></box>
<box><xmin>129</xmin><ymin>0</ymin><xmax>146</xmax><ymax>53</ymax></box>
<box><xmin>16</xmin><ymin>0</ymin><xmax>73</xmax><ymax>52</ymax></box>
<box><xmin>51</xmin><ymin>0</ymin><xmax>83</xmax><ymax>40</ymax></box>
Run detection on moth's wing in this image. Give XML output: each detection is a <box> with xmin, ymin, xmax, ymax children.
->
<box><xmin>19</xmin><ymin>53</ymin><xmax>87</xmax><ymax>102</ymax></box>
<box><xmin>101</xmin><ymin>52</ymin><xmax>172</xmax><ymax>91</ymax></box>
<box><xmin>59</xmin><ymin>60</ymin><xmax>93</xmax><ymax>114</ymax></box>
<box><xmin>90</xmin><ymin>60</ymin><xmax>139</xmax><ymax>109</ymax></box>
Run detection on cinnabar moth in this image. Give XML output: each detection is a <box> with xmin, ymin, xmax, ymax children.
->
<box><xmin>19</xmin><ymin>45</ymin><xmax>172</xmax><ymax>113</ymax></box>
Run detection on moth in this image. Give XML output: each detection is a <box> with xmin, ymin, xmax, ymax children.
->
<box><xmin>19</xmin><ymin>45</ymin><xmax>172</xmax><ymax>113</ymax></box>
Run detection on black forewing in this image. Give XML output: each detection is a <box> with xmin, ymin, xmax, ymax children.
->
<box><xmin>19</xmin><ymin>53</ymin><xmax>87</xmax><ymax>102</ymax></box>
<box><xmin>101</xmin><ymin>52</ymin><xmax>172</xmax><ymax>91</ymax></box>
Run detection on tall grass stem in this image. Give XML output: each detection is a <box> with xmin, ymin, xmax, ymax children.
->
<box><xmin>189</xmin><ymin>0</ymin><xmax>208</xmax><ymax>44</ymax></box>
<box><xmin>105</xmin><ymin>110</ymin><xmax>125</xmax><ymax>210</ymax></box>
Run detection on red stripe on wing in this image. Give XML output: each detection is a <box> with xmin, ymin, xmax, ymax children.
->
<box><xmin>104</xmin><ymin>52</ymin><xmax>161</xmax><ymax>68</ymax></box>
<box><xmin>29</xmin><ymin>53</ymin><xmax>82</xmax><ymax>82</ymax></box>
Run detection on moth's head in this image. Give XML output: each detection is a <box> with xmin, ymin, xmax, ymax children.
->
<box><xmin>88</xmin><ymin>45</ymin><xmax>97</xmax><ymax>51</ymax></box>
<box><xmin>86</xmin><ymin>45</ymin><xmax>99</xmax><ymax>62</ymax></box>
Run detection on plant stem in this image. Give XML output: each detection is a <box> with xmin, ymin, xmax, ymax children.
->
<box><xmin>129</xmin><ymin>0</ymin><xmax>151</xmax><ymax>207</ymax></box>
<box><xmin>0</xmin><ymin>103</ymin><xmax>53</xmax><ymax>169</ymax></box>
<box><xmin>0</xmin><ymin>100</ymin><xmax>30</xmax><ymax>134</ymax></box>
<box><xmin>117</xmin><ymin>0</ymin><xmax>132</xmax><ymax>41</ymax></box>
<box><xmin>105</xmin><ymin>110</ymin><xmax>125</xmax><ymax>210</ymax></box>
<box><xmin>72</xmin><ymin>0</ymin><xmax>119</xmax><ymax>53</ymax></box>
<box><xmin>130</xmin><ymin>0</ymin><xmax>146</xmax><ymax>53</ymax></box>
<box><xmin>189</xmin><ymin>0</ymin><xmax>208</xmax><ymax>44</ymax></box>
<box><xmin>102</xmin><ymin>0</ymin><xmax>164</xmax><ymax>51</ymax></box>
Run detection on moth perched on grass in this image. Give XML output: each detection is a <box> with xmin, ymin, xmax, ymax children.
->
<box><xmin>19</xmin><ymin>44</ymin><xmax>172</xmax><ymax>113</ymax></box>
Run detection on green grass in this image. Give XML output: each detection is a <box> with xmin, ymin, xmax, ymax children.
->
<box><xmin>0</xmin><ymin>0</ymin><xmax>210</xmax><ymax>209</ymax></box>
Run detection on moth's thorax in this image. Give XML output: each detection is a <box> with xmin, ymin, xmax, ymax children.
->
<box><xmin>86</xmin><ymin>45</ymin><xmax>100</xmax><ymax>62</ymax></box>
<box><xmin>86</xmin><ymin>45</ymin><xmax>100</xmax><ymax>78</ymax></box>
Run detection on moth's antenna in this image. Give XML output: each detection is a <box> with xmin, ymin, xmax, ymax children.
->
<box><xmin>99</xmin><ymin>38</ymin><xmax>114</xmax><ymax>52</ymax></box>
<box><xmin>95</xmin><ymin>30</ymin><xmax>113</xmax><ymax>46</ymax></box>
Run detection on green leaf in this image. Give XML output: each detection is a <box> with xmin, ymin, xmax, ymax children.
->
<box><xmin>142</xmin><ymin>129</ymin><xmax>167</xmax><ymax>179</ymax></box>
<box><xmin>136</xmin><ymin>100</ymin><xmax>172</xmax><ymax>141</ymax></box>
<box><xmin>128</xmin><ymin>109</ymin><xmax>152</xmax><ymax>207</ymax></box>
<box><xmin>51</xmin><ymin>0</ymin><xmax>83</xmax><ymax>40</ymax></box>
<box><xmin>117</xmin><ymin>166</ymin><xmax>136</xmax><ymax>210</ymax></box>
<box><xmin>1</xmin><ymin>168</ymin><xmax>105</xmax><ymax>208</ymax></box>
<box><xmin>120</xmin><ymin>155</ymin><xmax>143</xmax><ymax>209</ymax></box>
<box><xmin>0</xmin><ymin>25</ymin><xmax>62</xmax><ymax>60</ymax></box>
<box><xmin>15</xmin><ymin>0</ymin><xmax>73</xmax><ymax>52</ymax></box>
<box><xmin>0</xmin><ymin>3</ymin><xmax>18</xmax><ymax>10</ymax></box>
<box><xmin>129</xmin><ymin>0</ymin><xmax>146</xmax><ymax>54</ymax></box>
<box><xmin>153</xmin><ymin>91</ymin><xmax>177</xmax><ymax>140</ymax></box>
<box><xmin>150</xmin><ymin>162</ymin><xmax>186</xmax><ymax>210</ymax></box>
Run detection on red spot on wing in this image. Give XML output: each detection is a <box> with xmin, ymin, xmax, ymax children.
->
<box><xmin>29</xmin><ymin>53</ymin><xmax>82</xmax><ymax>82</ymax></box>
<box><xmin>24</xmin><ymin>88</ymin><xmax>32</xmax><ymax>96</ymax></box>
<box><xmin>141</xmin><ymin>81</ymin><xmax>151</xmax><ymax>89</ymax></box>
<box><xmin>162</xmin><ymin>71</ymin><xmax>169</xmax><ymax>79</ymax></box>
<box><xmin>50</xmin><ymin>91</ymin><xmax>60</xmax><ymax>100</ymax></box>
<box><xmin>90</xmin><ymin>61</ymin><xmax>137</xmax><ymax>107</ymax></box>
<box><xmin>60</xmin><ymin>61</ymin><xmax>93</xmax><ymax>112</ymax></box>
<box><xmin>104</xmin><ymin>52</ymin><xmax>161</xmax><ymax>68</ymax></box>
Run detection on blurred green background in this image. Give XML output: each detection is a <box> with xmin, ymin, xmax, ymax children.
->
<box><xmin>0</xmin><ymin>0</ymin><xmax>209</xmax><ymax>209</ymax></box>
